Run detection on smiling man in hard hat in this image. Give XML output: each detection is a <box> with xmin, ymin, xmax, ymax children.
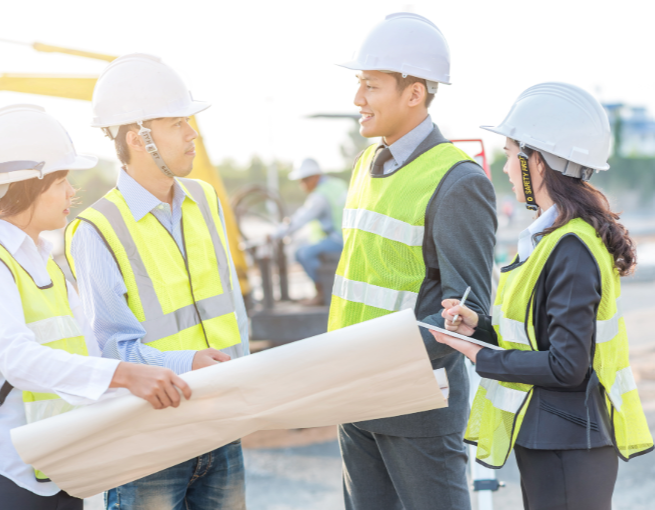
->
<box><xmin>272</xmin><ymin>158</ymin><xmax>347</xmax><ymax>305</ymax></box>
<box><xmin>65</xmin><ymin>54</ymin><xmax>248</xmax><ymax>510</ymax></box>
<box><xmin>327</xmin><ymin>13</ymin><xmax>497</xmax><ymax>510</ymax></box>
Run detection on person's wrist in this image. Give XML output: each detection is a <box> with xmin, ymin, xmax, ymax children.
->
<box><xmin>109</xmin><ymin>362</ymin><xmax>132</xmax><ymax>389</ymax></box>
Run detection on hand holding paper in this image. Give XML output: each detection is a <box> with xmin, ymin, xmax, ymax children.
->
<box><xmin>11</xmin><ymin>309</ymin><xmax>447</xmax><ymax>498</ymax></box>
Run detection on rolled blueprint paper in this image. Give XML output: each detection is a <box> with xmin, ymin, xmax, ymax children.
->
<box><xmin>12</xmin><ymin>309</ymin><xmax>446</xmax><ymax>498</ymax></box>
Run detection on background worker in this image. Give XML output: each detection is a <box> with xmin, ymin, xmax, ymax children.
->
<box><xmin>0</xmin><ymin>104</ymin><xmax>190</xmax><ymax>510</ymax></box>
<box><xmin>66</xmin><ymin>54</ymin><xmax>248</xmax><ymax>509</ymax></box>
<box><xmin>272</xmin><ymin>158</ymin><xmax>347</xmax><ymax>305</ymax></box>
<box><xmin>434</xmin><ymin>83</ymin><xmax>654</xmax><ymax>510</ymax></box>
<box><xmin>327</xmin><ymin>13</ymin><xmax>497</xmax><ymax>510</ymax></box>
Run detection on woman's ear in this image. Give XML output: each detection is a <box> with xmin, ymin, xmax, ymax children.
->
<box><xmin>532</xmin><ymin>151</ymin><xmax>547</xmax><ymax>177</ymax></box>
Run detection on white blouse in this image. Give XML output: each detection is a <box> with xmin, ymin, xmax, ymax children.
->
<box><xmin>0</xmin><ymin>220</ymin><xmax>119</xmax><ymax>496</ymax></box>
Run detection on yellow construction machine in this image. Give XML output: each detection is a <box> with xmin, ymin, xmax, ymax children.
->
<box><xmin>0</xmin><ymin>39</ymin><xmax>250</xmax><ymax>294</ymax></box>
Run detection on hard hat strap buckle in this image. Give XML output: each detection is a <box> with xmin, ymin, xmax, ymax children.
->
<box><xmin>144</xmin><ymin>143</ymin><xmax>158</xmax><ymax>154</ymax></box>
<box><xmin>137</xmin><ymin>121</ymin><xmax>176</xmax><ymax>178</ymax></box>
<box><xmin>518</xmin><ymin>151</ymin><xmax>539</xmax><ymax>212</ymax></box>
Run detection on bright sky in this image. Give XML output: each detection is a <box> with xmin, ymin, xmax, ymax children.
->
<box><xmin>1</xmin><ymin>0</ymin><xmax>654</xmax><ymax>172</ymax></box>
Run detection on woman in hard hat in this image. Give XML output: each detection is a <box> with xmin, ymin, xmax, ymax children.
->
<box><xmin>431</xmin><ymin>82</ymin><xmax>653</xmax><ymax>510</ymax></box>
<box><xmin>0</xmin><ymin>104</ymin><xmax>191</xmax><ymax>509</ymax></box>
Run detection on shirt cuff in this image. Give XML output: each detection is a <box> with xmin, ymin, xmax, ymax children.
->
<box><xmin>162</xmin><ymin>351</ymin><xmax>196</xmax><ymax>375</ymax></box>
<box><xmin>57</xmin><ymin>357</ymin><xmax>121</xmax><ymax>405</ymax></box>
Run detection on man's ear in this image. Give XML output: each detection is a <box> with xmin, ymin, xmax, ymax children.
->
<box><xmin>125</xmin><ymin>129</ymin><xmax>145</xmax><ymax>154</ymax></box>
<box><xmin>407</xmin><ymin>82</ymin><xmax>427</xmax><ymax>108</ymax></box>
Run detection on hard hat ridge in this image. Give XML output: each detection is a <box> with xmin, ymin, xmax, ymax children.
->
<box><xmin>338</xmin><ymin>12</ymin><xmax>451</xmax><ymax>89</ymax></box>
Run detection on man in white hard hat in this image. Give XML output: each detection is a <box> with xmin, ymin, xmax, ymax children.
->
<box><xmin>0</xmin><ymin>104</ymin><xmax>191</xmax><ymax>509</ymax></box>
<box><xmin>272</xmin><ymin>158</ymin><xmax>347</xmax><ymax>305</ymax></box>
<box><xmin>327</xmin><ymin>13</ymin><xmax>497</xmax><ymax>510</ymax></box>
<box><xmin>65</xmin><ymin>54</ymin><xmax>249</xmax><ymax>509</ymax></box>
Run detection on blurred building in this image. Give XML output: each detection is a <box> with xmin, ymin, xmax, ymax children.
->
<box><xmin>603</xmin><ymin>103</ymin><xmax>655</xmax><ymax>158</ymax></box>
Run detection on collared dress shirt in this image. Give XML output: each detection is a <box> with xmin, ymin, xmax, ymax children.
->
<box><xmin>382</xmin><ymin>115</ymin><xmax>434</xmax><ymax>175</ymax></box>
<box><xmin>0</xmin><ymin>220</ymin><xmax>119</xmax><ymax>496</ymax></box>
<box><xmin>517</xmin><ymin>205</ymin><xmax>559</xmax><ymax>262</ymax></box>
<box><xmin>71</xmin><ymin>170</ymin><xmax>249</xmax><ymax>375</ymax></box>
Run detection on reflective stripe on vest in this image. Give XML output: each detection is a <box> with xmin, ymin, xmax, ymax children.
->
<box><xmin>466</xmin><ymin>219</ymin><xmax>654</xmax><ymax>468</ymax></box>
<box><xmin>0</xmin><ymin>246</ymin><xmax>87</xmax><ymax>482</ymax></box>
<box><xmin>328</xmin><ymin>142</ymin><xmax>474</xmax><ymax>331</ymax></box>
<box><xmin>479</xmin><ymin>378</ymin><xmax>527</xmax><ymax>414</ymax></box>
<box><xmin>65</xmin><ymin>178</ymin><xmax>243</xmax><ymax>358</ymax></box>
<box><xmin>26</xmin><ymin>315</ymin><xmax>82</xmax><ymax>345</ymax></box>
<box><xmin>332</xmin><ymin>274</ymin><xmax>418</xmax><ymax>312</ymax></box>
<box><xmin>491</xmin><ymin>297</ymin><xmax>623</xmax><ymax>347</ymax></box>
<box><xmin>341</xmin><ymin>208</ymin><xmax>425</xmax><ymax>246</ymax></box>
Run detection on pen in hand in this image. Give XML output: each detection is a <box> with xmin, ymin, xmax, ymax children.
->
<box><xmin>452</xmin><ymin>286</ymin><xmax>471</xmax><ymax>324</ymax></box>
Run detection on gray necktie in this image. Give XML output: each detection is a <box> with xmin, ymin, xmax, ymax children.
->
<box><xmin>370</xmin><ymin>146</ymin><xmax>393</xmax><ymax>176</ymax></box>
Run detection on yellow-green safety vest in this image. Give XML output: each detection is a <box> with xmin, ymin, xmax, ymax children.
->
<box><xmin>65</xmin><ymin>178</ymin><xmax>243</xmax><ymax>357</ymax></box>
<box><xmin>0</xmin><ymin>245</ymin><xmax>88</xmax><ymax>482</ymax></box>
<box><xmin>465</xmin><ymin>218</ymin><xmax>654</xmax><ymax>468</ymax></box>
<box><xmin>308</xmin><ymin>176</ymin><xmax>348</xmax><ymax>243</ymax></box>
<box><xmin>328</xmin><ymin>142</ymin><xmax>474</xmax><ymax>331</ymax></box>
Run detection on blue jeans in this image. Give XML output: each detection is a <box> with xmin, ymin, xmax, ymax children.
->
<box><xmin>295</xmin><ymin>237</ymin><xmax>343</xmax><ymax>282</ymax></box>
<box><xmin>105</xmin><ymin>440</ymin><xmax>245</xmax><ymax>510</ymax></box>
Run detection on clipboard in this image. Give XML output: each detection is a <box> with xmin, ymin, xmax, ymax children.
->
<box><xmin>417</xmin><ymin>321</ymin><xmax>505</xmax><ymax>351</ymax></box>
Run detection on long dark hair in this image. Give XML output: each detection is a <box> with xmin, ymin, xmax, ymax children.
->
<box><xmin>0</xmin><ymin>170</ymin><xmax>70</xmax><ymax>220</ymax></box>
<box><xmin>535</xmin><ymin>154</ymin><xmax>636</xmax><ymax>276</ymax></box>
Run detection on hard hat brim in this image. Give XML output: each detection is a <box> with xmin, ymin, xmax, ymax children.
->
<box><xmin>480</xmin><ymin>125</ymin><xmax>610</xmax><ymax>172</ymax></box>
<box><xmin>336</xmin><ymin>61</ymin><xmax>452</xmax><ymax>85</ymax></box>
<box><xmin>68</xmin><ymin>153</ymin><xmax>99</xmax><ymax>171</ymax></box>
<box><xmin>91</xmin><ymin>101</ymin><xmax>211</xmax><ymax>128</ymax></box>
<box><xmin>288</xmin><ymin>170</ymin><xmax>318</xmax><ymax>181</ymax></box>
<box><xmin>0</xmin><ymin>153</ymin><xmax>98</xmax><ymax>187</ymax></box>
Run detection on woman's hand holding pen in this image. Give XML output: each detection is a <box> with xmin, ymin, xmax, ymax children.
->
<box><xmin>442</xmin><ymin>298</ymin><xmax>478</xmax><ymax>335</ymax></box>
<box><xmin>430</xmin><ymin>298</ymin><xmax>483</xmax><ymax>363</ymax></box>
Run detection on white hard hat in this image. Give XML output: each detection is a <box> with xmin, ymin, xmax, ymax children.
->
<box><xmin>338</xmin><ymin>12</ymin><xmax>451</xmax><ymax>92</ymax></box>
<box><xmin>0</xmin><ymin>104</ymin><xmax>97</xmax><ymax>199</ymax></box>
<box><xmin>288</xmin><ymin>158</ymin><xmax>322</xmax><ymax>181</ymax></box>
<box><xmin>92</xmin><ymin>53</ymin><xmax>210</xmax><ymax>178</ymax></box>
<box><xmin>482</xmin><ymin>82</ymin><xmax>611</xmax><ymax>179</ymax></box>
<box><xmin>91</xmin><ymin>53</ymin><xmax>210</xmax><ymax>137</ymax></box>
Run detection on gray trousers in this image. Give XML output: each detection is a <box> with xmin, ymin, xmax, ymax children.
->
<box><xmin>338</xmin><ymin>423</ymin><xmax>471</xmax><ymax>510</ymax></box>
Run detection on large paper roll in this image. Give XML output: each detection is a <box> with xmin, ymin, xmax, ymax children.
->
<box><xmin>12</xmin><ymin>309</ymin><xmax>446</xmax><ymax>498</ymax></box>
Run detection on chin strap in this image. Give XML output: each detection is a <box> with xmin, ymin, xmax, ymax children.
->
<box><xmin>137</xmin><ymin>121</ymin><xmax>175</xmax><ymax>178</ymax></box>
<box><xmin>517</xmin><ymin>150</ymin><xmax>539</xmax><ymax>212</ymax></box>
